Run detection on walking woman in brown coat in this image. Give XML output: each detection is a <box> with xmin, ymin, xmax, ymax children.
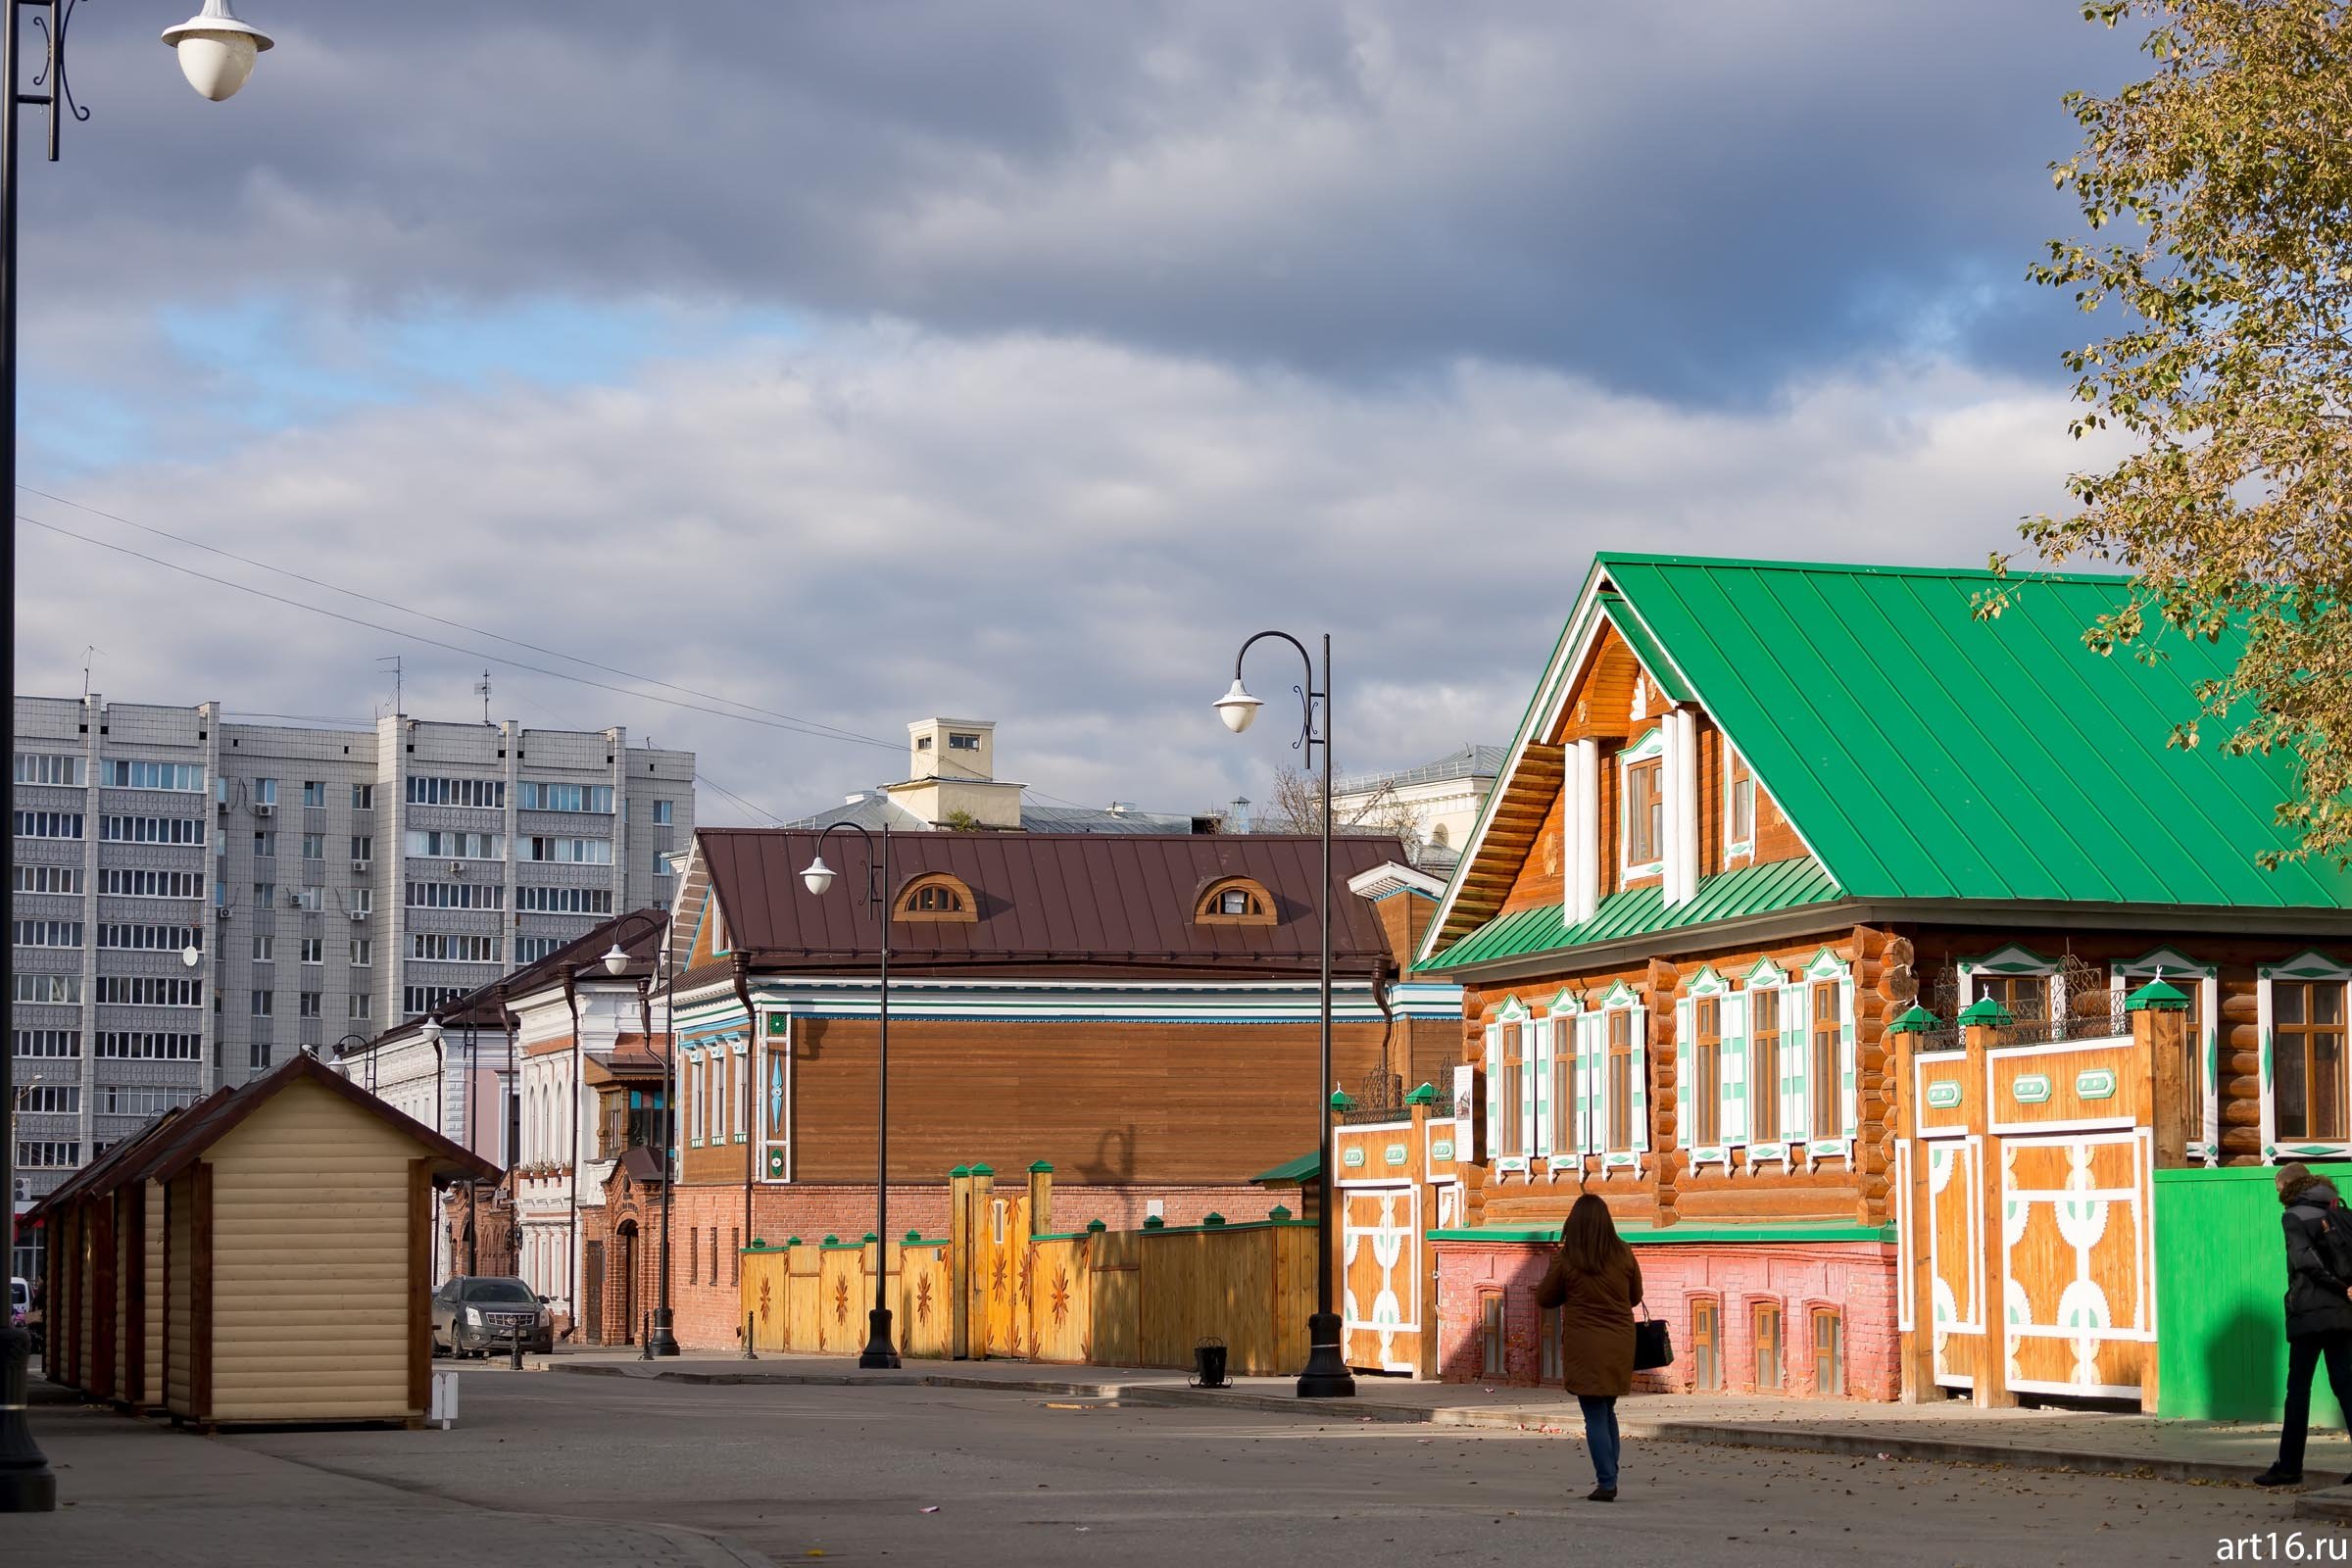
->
<box><xmin>1535</xmin><ymin>1194</ymin><xmax>1642</xmax><ymax>1501</ymax></box>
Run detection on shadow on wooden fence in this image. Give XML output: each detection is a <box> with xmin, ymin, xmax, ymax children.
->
<box><xmin>740</xmin><ymin>1163</ymin><xmax>1314</xmax><ymax>1375</ymax></box>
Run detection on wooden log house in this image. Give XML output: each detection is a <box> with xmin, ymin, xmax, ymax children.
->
<box><xmin>1414</xmin><ymin>554</ymin><xmax>2352</xmax><ymax>1404</ymax></box>
<box><xmin>652</xmin><ymin>828</ymin><xmax>1464</xmax><ymax>1352</ymax></box>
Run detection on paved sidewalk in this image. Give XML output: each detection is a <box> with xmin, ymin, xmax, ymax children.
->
<box><xmin>15</xmin><ymin>1388</ymin><xmax>768</xmax><ymax>1568</ymax></box>
<box><xmin>538</xmin><ymin>1347</ymin><xmax>2352</xmax><ymax>1495</ymax></box>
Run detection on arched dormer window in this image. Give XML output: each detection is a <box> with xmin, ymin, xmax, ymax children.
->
<box><xmin>895</xmin><ymin>871</ymin><xmax>977</xmax><ymax>923</ymax></box>
<box><xmin>1196</xmin><ymin>875</ymin><xmax>1277</xmax><ymax>927</ymax></box>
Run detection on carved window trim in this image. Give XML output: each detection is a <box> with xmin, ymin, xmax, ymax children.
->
<box><xmin>895</xmin><ymin>871</ymin><xmax>978</xmax><ymax>923</ymax></box>
<box><xmin>1195</xmin><ymin>875</ymin><xmax>1278</xmax><ymax>927</ymax></box>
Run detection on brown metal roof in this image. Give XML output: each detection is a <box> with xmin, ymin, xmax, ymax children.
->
<box><xmin>20</xmin><ymin>1094</ymin><xmax>225</xmax><ymax>1222</ymax></box>
<box><xmin>127</xmin><ymin>1052</ymin><xmax>500</xmax><ymax>1187</ymax></box>
<box><xmin>697</xmin><ymin>828</ymin><xmax>1408</xmax><ymax>975</ymax></box>
<box><xmin>338</xmin><ymin>906</ymin><xmax>671</xmax><ymax>1053</ymax></box>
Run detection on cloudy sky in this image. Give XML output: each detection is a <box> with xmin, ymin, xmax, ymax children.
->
<box><xmin>13</xmin><ymin>2</ymin><xmax>2144</xmax><ymax>823</ymax></box>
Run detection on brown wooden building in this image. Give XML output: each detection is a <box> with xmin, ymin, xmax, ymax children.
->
<box><xmin>1414</xmin><ymin>555</ymin><xmax>2352</xmax><ymax>1404</ymax></box>
<box><xmin>653</xmin><ymin>828</ymin><xmax>1462</xmax><ymax>1350</ymax></box>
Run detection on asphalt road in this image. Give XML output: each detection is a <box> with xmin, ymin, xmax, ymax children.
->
<box><xmin>19</xmin><ymin>1368</ymin><xmax>2339</xmax><ymax>1567</ymax></box>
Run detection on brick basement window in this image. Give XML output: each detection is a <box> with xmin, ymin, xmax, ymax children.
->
<box><xmin>1752</xmin><ymin>1300</ymin><xmax>1785</xmax><ymax>1392</ymax></box>
<box><xmin>689</xmin><ymin>1227</ymin><xmax>700</xmax><ymax>1286</ymax></box>
<box><xmin>1480</xmin><ymin>1292</ymin><xmax>1506</xmax><ymax>1379</ymax></box>
<box><xmin>1811</xmin><ymin>1306</ymin><xmax>1843</xmax><ymax>1396</ymax></box>
<box><xmin>1690</xmin><ymin>1297</ymin><xmax>1722</xmax><ymax>1393</ymax></box>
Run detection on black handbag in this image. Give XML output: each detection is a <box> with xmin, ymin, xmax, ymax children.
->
<box><xmin>1633</xmin><ymin>1305</ymin><xmax>1673</xmax><ymax>1372</ymax></box>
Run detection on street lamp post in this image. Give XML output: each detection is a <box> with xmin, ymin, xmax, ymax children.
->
<box><xmin>618</xmin><ymin>915</ymin><xmax>679</xmax><ymax>1356</ymax></box>
<box><xmin>1</xmin><ymin>0</ymin><xmax>272</xmax><ymax>1515</ymax></box>
<box><xmin>1215</xmin><ymin>631</ymin><xmax>1356</xmax><ymax>1399</ymax></box>
<box><xmin>797</xmin><ymin>822</ymin><xmax>899</xmax><ymax>1370</ymax></box>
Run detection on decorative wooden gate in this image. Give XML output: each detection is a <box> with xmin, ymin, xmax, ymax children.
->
<box><xmin>982</xmin><ymin>1191</ymin><xmax>1032</xmax><ymax>1358</ymax></box>
<box><xmin>1333</xmin><ymin>1081</ymin><xmax>1464</xmax><ymax>1377</ymax></box>
<box><xmin>1898</xmin><ymin>988</ymin><xmax>2172</xmax><ymax>1406</ymax></box>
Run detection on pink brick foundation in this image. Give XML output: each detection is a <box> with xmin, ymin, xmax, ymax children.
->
<box><xmin>1433</xmin><ymin>1240</ymin><xmax>1899</xmax><ymax>1399</ymax></box>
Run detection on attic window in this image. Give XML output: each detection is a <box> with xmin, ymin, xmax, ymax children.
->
<box><xmin>916</xmin><ymin>736</ymin><xmax>933</xmax><ymax>751</ymax></box>
<box><xmin>1196</xmin><ymin>876</ymin><xmax>1277</xmax><ymax>927</ymax></box>
<box><xmin>896</xmin><ymin>872</ymin><xmax>977</xmax><ymax>923</ymax></box>
<box><xmin>949</xmin><ymin>733</ymin><xmax>981</xmax><ymax>751</ymax></box>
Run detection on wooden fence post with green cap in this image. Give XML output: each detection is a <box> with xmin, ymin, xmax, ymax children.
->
<box><xmin>1028</xmin><ymin>1161</ymin><xmax>1054</xmax><ymax>1239</ymax></box>
<box><xmin>948</xmin><ymin>1165</ymin><xmax>972</xmax><ymax>1360</ymax></box>
<box><xmin>1958</xmin><ymin>997</ymin><xmax>2015</xmax><ymax>1411</ymax></box>
<box><xmin>2131</xmin><ymin>976</ymin><xmax>2194</xmax><ymax>1173</ymax></box>
<box><xmin>1886</xmin><ymin>1002</ymin><xmax>1939</xmax><ymax>1403</ymax></box>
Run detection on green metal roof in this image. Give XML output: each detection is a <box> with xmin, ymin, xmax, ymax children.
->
<box><xmin>1427</xmin><ymin>856</ymin><xmax>1841</xmax><ymax>970</ymax></box>
<box><xmin>1250</xmin><ymin>1151</ymin><xmax>1320</xmax><ymax>1184</ymax></box>
<box><xmin>1599</xmin><ymin>556</ymin><xmax>2352</xmax><ymax>909</ymax></box>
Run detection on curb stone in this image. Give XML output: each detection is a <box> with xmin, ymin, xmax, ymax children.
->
<box><xmin>546</xmin><ymin>1361</ymin><xmax>2286</xmax><ymax>1489</ymax></box>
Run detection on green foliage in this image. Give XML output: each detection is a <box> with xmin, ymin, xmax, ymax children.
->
<box><xmin>2007</xmin><ymin>0</ymin><xmax>2352</xmax><ymax>866</ymax></box>
<box><xmin>940</xmin><ymin>808</ymin><xmax>984</xmax><ymax>832</ymax></box>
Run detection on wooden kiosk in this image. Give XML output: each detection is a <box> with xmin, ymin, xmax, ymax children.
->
<box><xmin>117</xmin><ymin>1053</ymin><xmax>497</xmax><ymax>1431</ymax></box>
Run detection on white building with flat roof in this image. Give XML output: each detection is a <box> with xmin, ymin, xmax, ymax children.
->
<box><xmin>9</xmin><ymin>693</ymin><xmax>694</xmax><ymax>1227</ymax></box>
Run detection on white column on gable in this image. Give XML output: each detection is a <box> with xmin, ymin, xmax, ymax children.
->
<box><xmin>1663</xmin><ymin>709</ymin><xmax>1699</xmax><ymax>907</ymax></box>
<box><xmin>1569</xmin><ymin>740</ymin><xmax>1600</xmax><ymax>923</ymax></box>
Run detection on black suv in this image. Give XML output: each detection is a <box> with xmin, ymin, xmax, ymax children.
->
<box><xmin>430</xmin><ymin>1275</ymin><xmax>553</xmax><ymax>1356</ymax></box>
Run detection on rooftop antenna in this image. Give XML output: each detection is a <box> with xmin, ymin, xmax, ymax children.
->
<box><xmin>475</xmin><ymin>668</ymin><xmax>493</xmax><ymax>725</ymax></box>
<box><xmin>377</xmin><ymin>655</ymin><xmax>404</xmax><ymax>717</ymax></box>
<box><xmin>80</xmin><ymin>644</ymin><xmax>102</xmax><ymax>701</ymax></box>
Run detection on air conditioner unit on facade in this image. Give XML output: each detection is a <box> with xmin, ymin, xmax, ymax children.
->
<box><xmin>254</xmin><ymin>802</ymin><xmax>273</xmax><ymax>817</ymax></box>
<box><xmin>448</xmin><ymin>862</ymin><xmax>466</xmax><ymax>878</ymax></box>
<box><xmin>285</xmin><ymin>891</ymin><xmax>306</xmax><ymax>907</ymax></box>
<box><xmin>348</xmin><ymin>909</ymin><xmax>368</xmax><ymax>922</ymax></box>
<box><xmin>351</xmin><ymin>859</ymin><xmax>369</xmax><ymax>873</ymax></box>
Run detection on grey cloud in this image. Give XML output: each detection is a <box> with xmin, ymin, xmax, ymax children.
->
<box><xmin>14</xmin><ymin>331</ymin><xmax>2110</xmax><ymax>823</ymax></box>
<box><xmin>19</xmin><ymin>0</ymin><xmax>2140</xmax><ymax>400</ymax></box>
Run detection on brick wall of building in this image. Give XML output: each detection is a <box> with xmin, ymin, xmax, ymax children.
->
<box><xmin>1433</xmin><ymin>1239</ymin><xmax>1899</xmax><ymax>1399</ymax></box>
<box><xmin>655</xmin><ymin>1179</ymin><xmax>1310</xmax><ymax>1351</ymax></box>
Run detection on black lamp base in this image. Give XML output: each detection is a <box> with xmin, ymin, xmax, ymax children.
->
<box><xmin>648</xmin><ymin>1308</ymin><xmax>682</xmax><ymax>1358</ymax></box>
<box><xmin>0</xmin><ymin>1326</ymin><xmax>57</xmax><ymax>1513</ymax></box>
<box><xmin>858</xmin><ymin>1307</ymin><xmax>902</xmax><ymax>1370</ymax></box>
<box><xmin>1296</xmin><ymin>1312</ymin><xmax>1356</xmax><ymax>1398</ymax></box>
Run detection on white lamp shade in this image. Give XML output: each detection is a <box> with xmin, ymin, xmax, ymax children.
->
<box><xmin>163</xmin><ymin>0</ymin><xmax>273</xmax><ymax>103</ymax></box>
<box><xmin>419</xmin><ymin>1017</ymin><xmax>444</xmax><ymax>1044</ymax></box>
<box><xmin>801</xmin><ymin>856</ymin><xmax>836</xmax><ymax>897</ymax></box>
<box><xmin>601</xmin><ymin>943</ymin><xmax>629</xmax><ymax>977</ymax></box>
<box><xmin>1214</xmin><ymin>679</ymin><xmax>1263</xmax><ymax>734</ymax></box>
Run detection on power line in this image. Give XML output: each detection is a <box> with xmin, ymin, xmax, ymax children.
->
<box><xmin>19</xmin><ymin>513</ymin><xmax>904</xmax><ymax>749</ymax></box>
<box><xmin>17</xmin><ymin>508</ymin><xmax>1110</xmax><ymax>812</ymax></box>
<box><xmin>16</xmin><ymin>483</ymin><xmax>890</xmax><ymax>754</ymax></box>
<box><xmin>694</xmin><ymin>773</ymin><xmax>786</xmax><ymax>826</ymax></box>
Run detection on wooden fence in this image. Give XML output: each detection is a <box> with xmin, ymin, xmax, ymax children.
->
<box><xmin>739</xmin><ymin>1163</ymin><xmax>1315</xmax><ymax>1374</ymax></box>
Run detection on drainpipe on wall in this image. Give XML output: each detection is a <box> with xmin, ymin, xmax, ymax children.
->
<box><xmin>563</xmin><ymin>969</ymin><xmax>583</xmax><ymax>1341</ymax></box>
<box><xmin>733</xmin><ymin>952</ymin><xmax>758</xmax><ymax>1357</ymax></box>
<box><xmin>502</xmin><ymin>986</ymin><xmax>517</xmax><ymax>1276</ymax></box>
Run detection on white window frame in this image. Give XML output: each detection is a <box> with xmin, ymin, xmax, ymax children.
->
<box><xmin>2260</xmin><ymin>952</ymin><xmax>2352</xmax><ymax>1163</ymax></box>
<box><xmin>1484</xmin><ymin>996</ymin><xmax>1533</xmax><ymax>1176</ymax></box>
<box><xmin>1797</xmin><ymin>948</ymin><xmax>1857</xmax><ymax>1168</ymax></box>
<box><xmin>1724</xmin><ymin>743</ymin><xmax>1755</xmax><ymax>860</ymax></box>
<box><xmin>1616</xmin><ymin>729</ymin><xmax>1667</xmax><ymax>882</ymax></box>
<box><xmin>1594</xmin><ymin>980</ymin><xmax>1649</xmax><ymax>1172</ymax></box>
<box><xmin>1738</xmin><ymin>957</ymin><xmax>1802</xmax><ymax>1169</ymax></box>
<box><xmin>1675</xmin><ymin>966</ymin><xmax>1747</xmax><ymax>1170</ymax></box>
<box><xmin>2112</xmin><ymin>947</ymin><xmax>2219</xmax><ymax>1165</ymax></box>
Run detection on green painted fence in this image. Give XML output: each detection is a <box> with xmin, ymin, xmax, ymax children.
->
<box><xmin>2155</xmin><ymin>1163</ymin><xmax>2350</xmax><ymax>1422</ymax></box>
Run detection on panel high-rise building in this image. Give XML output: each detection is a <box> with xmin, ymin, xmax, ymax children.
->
<box><xmin>9</xmin><ymin>694</ymin><xmax>694</xmax><ymax>1214</ymax></box>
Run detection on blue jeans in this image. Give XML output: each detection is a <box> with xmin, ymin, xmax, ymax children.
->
<box><xmin>1578</xmin><ymin>1395</ymin><xmax>1620</xmax><ymax>1489</ymax></box>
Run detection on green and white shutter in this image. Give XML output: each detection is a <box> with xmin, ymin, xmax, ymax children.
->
<box><xmin>1629</xmin><ymin>1006</ymin><xmax>1650</xmax><ymax>1153</ymax></box>
<box><xmin>1532</xmin><ymin>1019</ymin><xmax>1552</xmax><ymax>1158</ymax></box>
<box><xmin>1483</xmin><ymin>1021</ymin><xmax>1501</xmax><ymax>1166</ymax></box>
<box><xmin>1722</xmin><ymin>990</ymin><xmax>1749</xmax><ymax>1147</ymax></box>
<box><xmin>1672</xmin><ymin>993</ymin><xmax>1694</xmax><ymax>1153</ymax></box>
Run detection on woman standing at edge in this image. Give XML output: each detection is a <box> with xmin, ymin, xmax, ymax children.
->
<box><xmin>1536</xmin><ymin>1193</ymin><xmax>1642</xmax><ymax>1501</ymax></box>
<box><xmin>2257</xmin><ymin>1163</ymin><xmax>2352</xmax><ymax>1488</ymax></box>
